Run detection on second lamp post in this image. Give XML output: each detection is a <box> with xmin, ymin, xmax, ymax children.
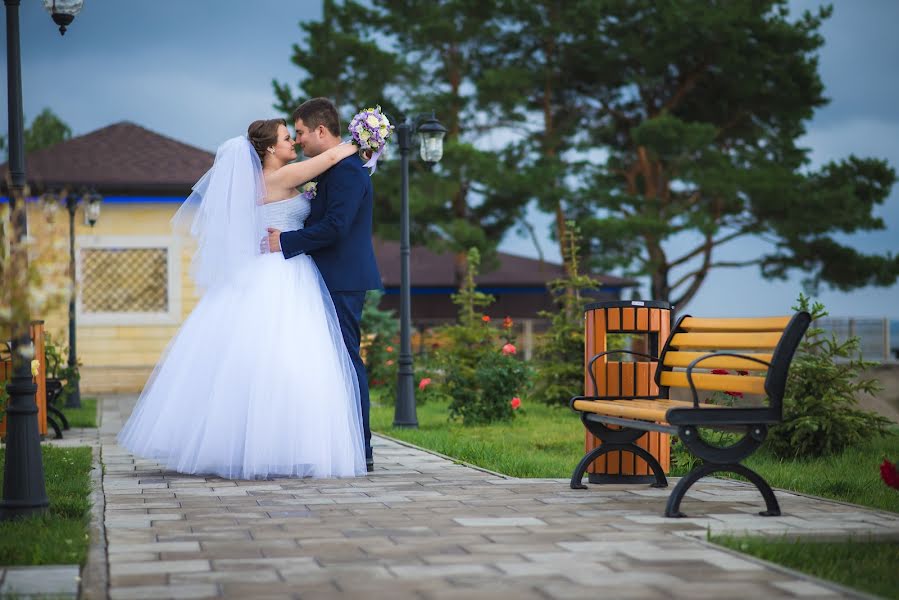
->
<box><xmin>392</xmin><ymin>114</ymin><xmax>446</xmax><ymax>429</ymax></box>
<box><xmin>62</xmin><ymin>189</ymin><xmax>101</xmax><ymax>408</ymax></box>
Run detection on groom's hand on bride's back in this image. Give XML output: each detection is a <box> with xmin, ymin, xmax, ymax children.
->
<box><xmin>263</xmin><ymin>228</ymin><xmax>282</xmax><ymax>253</ymax></box>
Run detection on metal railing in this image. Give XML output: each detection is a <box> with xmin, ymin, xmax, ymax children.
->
<box><xmin>817</xmin><ymin>317</ymin><xmax>896</xmax><ymax>363</ymax></box>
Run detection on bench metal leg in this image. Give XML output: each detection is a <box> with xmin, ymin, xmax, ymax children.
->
<box><xmin>664</xmin><ymin>462</ymin><xmax>780</xmax><ymax>518</ymax></box>
<box><xmin>47</xmin><ymin>415</ymin><xmax>64</xmax><ymax>440</ymax></box>
<box><xmin>570</xmin><ymin>442</ymin><xmax>667</xmax><ymax>490</ymax></box>
<box><xmin>48</xmin><ymin>404</ymin><xmax>70</xmax><ymax>430</ymax></box>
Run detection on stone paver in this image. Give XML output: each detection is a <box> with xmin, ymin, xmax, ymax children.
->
<box><xmin>0</xmin><ymin>565</ymin><xmax>80</xmax><ymax>598</ymax></box>
<box><xmin>28</xmin><ymin>395</ymin><xmax>899</xmax><ymax>599</ymax></box>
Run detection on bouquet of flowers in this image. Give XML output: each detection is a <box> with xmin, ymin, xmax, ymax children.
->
<box><xmin>300</xmin><ymin>181</ymin><xmax>317</xmax><ymax>200</ymax></box>
<box><xmin>349</xmin><ymin>105</ymin><xmax>393</xmax><ymax>174</ymax></box>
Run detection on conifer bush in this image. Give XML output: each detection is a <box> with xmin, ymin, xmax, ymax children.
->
<box><xmin>766</xmin><ymin>294</ymin><xmax>893</xmax><ymax>459</ymax></box>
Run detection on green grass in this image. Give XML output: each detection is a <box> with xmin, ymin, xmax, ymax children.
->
<box><xmin>372</xmin><ymin>393</ymin><xmax>584</xmax><ymax>478</ymax></box>
<box><xmin>371</xmin><ymin>394</ymin><xmax>899</xmax><ymax>512</ymax></box>
<box><xmin>60</xmin><ymin>397</ymin><xmax>98</xmax><ymax>428</ymax></box>
<box><xmin>739</xmin><ymin>435</ymin><xmax>899</xmax><ymax>513</ymax></box>
<box><xmin>713</xmin><ymin>536</ymin><xmax>899</xmax><ymax>599</ymax></box>
<box><xmin>0</xmin><ymin>445</ymin><xmax>93</xmax><ymax>565</ymax></box>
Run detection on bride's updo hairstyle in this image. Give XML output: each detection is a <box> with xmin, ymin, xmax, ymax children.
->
<box><xmin>247</xmin><ymin>118</ymin><xmax>287</xmax><ymax>164</ymax></box>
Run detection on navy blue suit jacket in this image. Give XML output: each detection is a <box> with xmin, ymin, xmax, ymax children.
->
<box><xmin>279</xmin><ymin>154</ymin><xmax>382</xmax><ymax>292</ymax></box>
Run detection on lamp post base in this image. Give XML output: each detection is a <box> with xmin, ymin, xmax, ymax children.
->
<box><xmin>0</xmin><ymin>376</ymin><xmax>49</xmax><ymax>521</ymax></box>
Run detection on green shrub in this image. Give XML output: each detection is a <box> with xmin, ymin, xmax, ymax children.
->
<box><xmin>360</xmin><ymin>290</ymin><xmax>399</xmax><ymax>397</ymax></box>
<box><xmin>435</xmin><ymin>248</ymin><xmax>531</xmax><ymax>425</ymax></box>
<box><xmin>766</xmin><ymin>294</ymin><xmax>893</xmax><ymax>459</ymax></box>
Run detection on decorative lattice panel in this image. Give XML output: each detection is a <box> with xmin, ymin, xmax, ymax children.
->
<box><xmin>81</xmin><ymin>248</ymin><xmax>168</xmax><ymax>313</ymax></box>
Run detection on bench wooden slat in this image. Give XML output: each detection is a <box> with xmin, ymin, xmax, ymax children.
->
<box><xmin>669</xmin><ymin>332</ymin><xmax>782</xmax><ymax>349</ymax></box>
<box><xmin>662</xmin><ymin>351</ymin><xmax>773</xmax><ymax>370</ymax></box>
<box><xmin>659</xmin><ymin>371</ymin><xmax>767</xmax><ymax>394</ymax></box>
<box><xmin>573</xmin><ymin>398</ymin><xmax>722</xmax><ymax>422</ymax></box>
<box><xmin>679</xmin><ymin>317</ymin><xmax>792</xmax><ymax>332</ymax></box>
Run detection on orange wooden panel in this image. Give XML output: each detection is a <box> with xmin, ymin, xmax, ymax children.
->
<box><xmin>584</xmin><ymin>310</ymin><xmax>594</xmax><ymax>395</ymax></box>
<box><xmin>634</xmin><ymin>362</ymin><xmax>651</xmax><ymax>474</ymax></box>
<box><xmin>650</xmin><ymin>308</ymin><xmax>661</xmax><ymax>332</ymax></box>
<box><xmin>621</xmin><ymin>362</ymin><xmax>635</xmax><ymax>397</ymax></box>
<box><xmin>659</xmin><ymin>371</ymin><xmax>767</xmax><ymax>394</ymax></box>
<box><xmin>662</xmin><ymin>351</ymin><xmax>772</xmax><ymax>370</ymax></box>
<box><xmin>659</xmin><ymin>310</ymin><xmax>671</xmax><ymax>347</ymax></box>
<box><xmin>622</xmin><ymin>308</ymin><xmax>636</xmax><ymax>331</ymax></box>
<box><xmin>573</xmin><ymin>398</ymin><xmax>720</xmax><ymax>420</ymax></box>
<box><xmin>636</xmin><ymin>308</ymin><xmax>649</xmax><ymax>332</ymax></box>
<box><xmin>607</xmin><ymin>307</ymin><xmax>621</xmax><ymax>331</ymax></box>
<box><xmin>606</xmin><ymin>362</ymin><xmax>620</xmax><ymax>397</ymax></box>
<box><xmin>31</xmin><ymin>322</ymin><xmax>47</xmax><ymax>438</ymax></box>
<box><xmin>585</xmin><ymin>308</ymin><xmax>605</xmax><ymax>470</ymax></box>
<box><xmin>669</xmin><ymin>332</ymin><xmax>782</xmax><ymax>349</ymax></box>
<box><xmin>680</xmin><ymin>316</ymin><xmax>791</xmax><ymax>332</ymax></box>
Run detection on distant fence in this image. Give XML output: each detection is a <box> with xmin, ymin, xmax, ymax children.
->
<box><xmin>817</xmin><ymin>317</ymin><xmax>896</xmax><ymax>363</ymax></box>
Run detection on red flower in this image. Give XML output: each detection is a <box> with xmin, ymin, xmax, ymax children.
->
<box><xmin>386</xmin><ymin>359</ymin><xmax>394</xmax><ymax>366</ymax></box>
<box><xmin>881</xmin><ymin>459</ymin><xmax>899</xmax><ymax>490</ymax></box>
<box><xmin>431</xmin><ymin>342</ymin><xmax>441</xmax><ymax>349</ymax></box>
<box><xmin>711</xmin><ymin>369</ymin><xmax>730</xmax><ymax>375</ymax></box>
<box><xmin>501</xmin><ymin>343</ymin><xmax>517</xmax><ymax>355</ymax></box>
<box><xmin>737</xmin><ymin>370</ymin><xmax>749</xmax><ymax>376</ymax></box>
<box><xmin>482</xmin><ymin>315</ymin><xmax>491</xmax><ymax>323</ymax></box>
<box><xmin>724</xmin><ymin>391</ymin><xmax>744</xmax><ymax>399</ymax></box>
<box><xmin>510</xmin><ymin>397</ymin><xmax>521</xmax><ymax>410</ymax></box>
<box><xmin>418</xmin><ymin>377</ymin><xmax>432</xmax><ymax>391</ymax></box>
<box><xmin>386</xmin><ymin>346</ymin><xmax>394</xmax><ymax>353</ymax></box>
<box><xmin>503</xmin><ymin>316</ymin><xmax>513</xmax><ymax>329</ymax></box>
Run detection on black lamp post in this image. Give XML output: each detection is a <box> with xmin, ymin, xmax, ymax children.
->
<box><xmin>2</xmin><ymin>0</ymin><xmax>83</xmax><ymax>522</ymax></box>
<box><xmin>392</xmin><ymin>113</ymin><xmax>446</xmax><ymax>428</ymax></box>
<box><xmin>60</xmin><ymin>189</ymin><xmax>101</xmax><ymax>409</ymax></box>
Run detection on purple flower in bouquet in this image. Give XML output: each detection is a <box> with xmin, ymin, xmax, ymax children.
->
<box><xmin>349</xmin><ymin>105</ymin><xmax>394</xmax><ymax>174</ymax></box>
<box><xmin>300</xmin><ymin>181</ymin><xmax>317</xmax><ymax>201</ymax></box>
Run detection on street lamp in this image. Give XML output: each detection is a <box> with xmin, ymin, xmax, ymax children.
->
<box><xmin>392</xmin><ymin>113</ymin><xmax>446</xmax><ymax>428</ymax></box>
<box><xmin>60</xmin><ymin>188</ymin><xmax>101</xmax><ymax>409</ymax></box>
<box><xmin>2</xmin><ymin>0</ymin><xmax>82</xmax><ymax>522</ymax></box>
<box><xmin>41</xmin><ymin>0</ymin><xmax>84</xmax><ymax>36</ymax></box>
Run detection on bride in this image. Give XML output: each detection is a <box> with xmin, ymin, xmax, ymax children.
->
<box><xmin>117</xmin><ymin>118</ymin><xmax>366</xmax><ymax>479</ymax></box>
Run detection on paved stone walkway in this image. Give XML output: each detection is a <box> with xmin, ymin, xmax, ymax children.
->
<box><xmin>31</xmin><ymin>396</ymin><xmax>899</xmax><ymax>598</ymax></box>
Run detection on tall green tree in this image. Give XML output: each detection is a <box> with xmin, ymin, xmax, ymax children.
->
<box><xmin>476</xmin><ymin>0</ymin><xmax>607</xmax><ymax>256</ymax></box>
<box><xmin>274</xmin><ymin>0</ymin><xmax>532</xmax><ymax>284</ymax></box>
<box><xmin>24</xmin><ymin>108</ymin><xmax>72</xmax><ymax>153</ymax></box>
<box><xmin>569</xmin><ymin>1</ymin><xmax>897</xmax><ymax>307</ymax></box>
<box><xmin>1</xmin><ymin>108</ymin><xmax>71</xmax><ymax>161</ymax></box>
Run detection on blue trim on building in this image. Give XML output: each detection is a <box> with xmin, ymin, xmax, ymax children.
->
<box><xmin>383</xmin><ymin>286</ymin><xmax>622</xmax><ymax>295</ymax></box>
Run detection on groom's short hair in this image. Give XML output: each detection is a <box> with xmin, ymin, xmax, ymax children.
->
<box><xmin>292</xmin><ymin>98</ymin><xmax>340</xmax><ymax>138</ymax></box>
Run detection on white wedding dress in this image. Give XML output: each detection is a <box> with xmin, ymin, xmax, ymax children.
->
<box><xmin>117</xmin><ymin>193</ymin><xmax>367</xmax><ymax>480</ymax></box>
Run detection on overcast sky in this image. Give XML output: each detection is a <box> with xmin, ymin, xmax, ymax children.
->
<box><xmin>2</xmin><ymin>0</ymin><xmax>897</xmax><ymax>318</ymax></box>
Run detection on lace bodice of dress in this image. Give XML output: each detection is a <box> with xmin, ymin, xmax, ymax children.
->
<box><xmin>262</xmin><ymin>194</ymin><xmax>311</xmax><ymax>231</ymax></box>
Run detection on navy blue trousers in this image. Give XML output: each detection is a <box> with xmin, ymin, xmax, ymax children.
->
<box><xmin>330</xmin><ymin>291</ymin><xmax>371</xmax><ymax>460</ymax></box>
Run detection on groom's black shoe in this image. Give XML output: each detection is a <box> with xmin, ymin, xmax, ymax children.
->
<box><xmin>366</xmin><ymin>458</ymin><xmax>374</xmax><ymax>473</ymax></box>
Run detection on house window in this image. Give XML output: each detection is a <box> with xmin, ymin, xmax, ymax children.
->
<box><xmin>77</xmin><ymin>236</ymin><xmax>181</xmax><ymax>325</ymax></box>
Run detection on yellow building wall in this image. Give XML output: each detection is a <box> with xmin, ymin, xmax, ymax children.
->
<box><xmin>23</xmin><ymin>202</ymin><xmax>200</xmax><ymax>395</ymax></box>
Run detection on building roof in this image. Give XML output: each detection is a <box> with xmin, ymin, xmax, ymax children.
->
<box><xmin>373</xmin><ymin>238</ymin><xmax>636</xmax><ymax>289</ymax></box>
<box><xmin>0</xmin><ymin>121</ymin><xmax>214</xmax><ymax>195</ymax></box>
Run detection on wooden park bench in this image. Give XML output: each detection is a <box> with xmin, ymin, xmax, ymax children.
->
<box><xmin>569</xmin><ymin>311</ymin><xmax>811</xmax><ymax>517</ymax></box>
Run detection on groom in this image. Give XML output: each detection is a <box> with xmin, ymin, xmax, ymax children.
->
<box><xmin>266</xmin><ymin>97</ymin><xmax>382</xmax><ymax>472</ymax></box>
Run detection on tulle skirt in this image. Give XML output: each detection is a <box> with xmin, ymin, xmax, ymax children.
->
<box><xmin>117</xmin><ymin>253</ymin><xmax>367</xmax><ymax>480</ymax></box>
